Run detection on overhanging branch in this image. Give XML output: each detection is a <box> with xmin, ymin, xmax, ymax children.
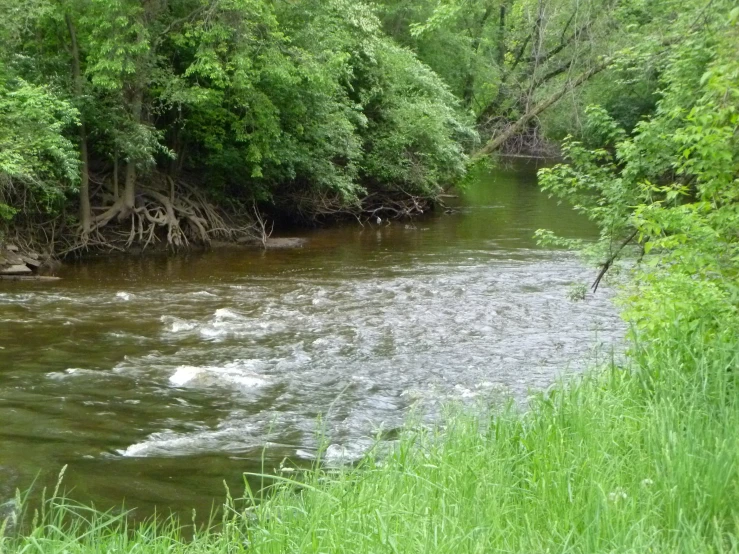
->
<box><xmin>475</xmin><ymin>57</ymin><xmax>612</xmax><ymax>157</ymax></box>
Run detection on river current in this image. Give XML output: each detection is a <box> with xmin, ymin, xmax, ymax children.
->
<box><xmin>0</xmin><ymin>164</ymin><xmax>624</xmax><ymax>517</ymax></box>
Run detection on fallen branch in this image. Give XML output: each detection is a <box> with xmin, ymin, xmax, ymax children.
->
<box><xmin>252</xmin><ymin>201</ymin><xmax>274</xmax><ymax>249</ymax></box>
<box><xmin>592</xmin><ymin>229</ymin><xmax>638</xmax><ymax>292</ymax></box>
<box><xmin>475</xmin><ymin>58</ymin><xmax>612</xmax><ymax>158</ymax></box>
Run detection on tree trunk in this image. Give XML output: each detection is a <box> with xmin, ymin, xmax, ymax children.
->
<box><xmin>113</xmin><ymin>153</ymin><xmax>119</xmax><ymax>200</ymax></box>
<box><xmin>123</xmin><ymin>161</ymin><xmax>137</xmax><ymax>214</ymax></box>
<box><xmin>78</xmin><ymin>130</ymin><xmax>92</xmax><ymax>232</ymax></box>
<box><xmin>475</xmin><ymin>58</ymin><xmax>611</xmax><ymax>157</ymax></box>
<box><xmin>462</xmin><ymin>74</ymin><xmax>475</xmax><ymax>108</ymax></box>
<box><xmin>122</xmin><ymin>87</ymin><xmax>144</xmax><ymax>215</ymax></box>
<box><xmin>461</xmin><ymin>6</ymin><xmax>494</xmax><ymax>109</ymax></box>
<box><xmin>65</xmin><ymin>14</ymin><xmax>91</xmax><ymax>236</ymax></box>
<box><xmin>497</xmin><ymin>5</ymin><xmax>507</xmax><ymax>65</ymax></box>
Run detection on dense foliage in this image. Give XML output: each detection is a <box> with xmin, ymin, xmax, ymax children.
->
<box><xmin>538</xmin><ymin>0</ymin><xmax>739</xmax><ymax>339</ymax></box>
<box><xmin>0</xmin><ymin>0</ymin><xmax>475</xmax><ymax>249</ymax></box>
<box><xmin>2</xmin><ymin>0</ymin><xmax>727</xmax><ymax>252</ymax></box>
<box><xmin>376</xmin><ymin>0</ymin><xmax>660</xmax><ymax>150</ymax></box>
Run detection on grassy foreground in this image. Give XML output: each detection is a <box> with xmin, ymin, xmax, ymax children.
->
<box><xmin>2</xmin><ymin>320</ymin><xmax>738</xmax><ymax>553</ymax></box>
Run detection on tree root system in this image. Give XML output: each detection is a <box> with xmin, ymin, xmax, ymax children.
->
<box><xmin>5</xmin><ymin>173</ymin><xmax>268</xmax><ymax>261</ymax></box>
<box><xmin>285</xmin><ymin>189</ymin><xmax>434</xmax><ymax>225</ymax></box>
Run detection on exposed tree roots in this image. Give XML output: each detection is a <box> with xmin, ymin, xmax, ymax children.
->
<box><xmin>3</xmin><ymin>173</ymin><xmax>266</xmax><ymax>259</ymax></box>
<box><xmin>68</xmin><ymin>175</ymin><xmax>264</xmax><ymax>256</ymax></box>
<box><xmin>3</xmin><ymin>174</ymin><xmax>437</xmax><ymax>264</ymax></box>
<box><xmin>285</xmin><ymin>189</ymin><xmax>433</xmax><ymax>225</ymax></box>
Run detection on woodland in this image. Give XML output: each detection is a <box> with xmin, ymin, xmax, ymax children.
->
<box><xmin>1</xmin><ymin>0</ymin><xmax>733</xmax><ymax>258</ymax></box>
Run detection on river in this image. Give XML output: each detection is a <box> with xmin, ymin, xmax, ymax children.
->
<box><xmin>0</xmin><ymin>163</ymin><xmax>624</xmax><ymax>518</ymax></box>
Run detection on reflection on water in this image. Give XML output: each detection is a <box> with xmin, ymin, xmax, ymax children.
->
<box><xmin>0</xmin><ymin>164</ymin><xmax>624</xmax><ymax>516</ymax></box>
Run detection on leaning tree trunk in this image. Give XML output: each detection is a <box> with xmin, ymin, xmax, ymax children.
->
<box><xmin>475</xmin><ymin>58</ymin><xmax>611</xmax><ymax>157</ymax></box>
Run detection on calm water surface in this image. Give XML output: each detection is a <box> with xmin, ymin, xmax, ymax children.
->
<box><xmin>0</xmin><ymin>165</ymin><xmax>624</xmax><ymax>517</ymax></box>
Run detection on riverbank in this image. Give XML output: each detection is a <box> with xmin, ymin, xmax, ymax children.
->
<box><xmin>3</xmin><ymin>314</ymin><xmax>737</xmax><ymax>552</ymax></box>
<box><xmin>0</xmin><ymin>234</ymin><xmax>311</xmax><ymax>283</ymax></box>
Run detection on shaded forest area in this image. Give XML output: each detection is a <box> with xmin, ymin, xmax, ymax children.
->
<box><xmin>0</xmin><ymin>0</ymin><xmax>733</xmax><ymax>256</ymax></box>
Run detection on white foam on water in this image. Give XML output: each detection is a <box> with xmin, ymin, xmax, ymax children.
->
<box><xmin>0</xmin><ymin>293</ymin><xmax>75</xmax><ymax>306</ymax></box>
<box><xmin>168</xmin><ymin>360</ymin><xmax>268</xmax><ymax>390</ymax></box>
<box><xmin>200</xmin><ymin>308</ymin><xmax>289</xmax><ymax>341</ymax></box>
<box><xmin>118</xmin><ymin>431</ymin><xmax>206</xmax><ymax>457</ymax></box>
<box><xmin>191</xmin><ymin>290</ymin><xmax>217</xmax><ymax>297</ymax></box>
<box><xmin>47</xmin><ymin>368</ymin><xmax>103</xmax><ymax>380</ymax></box>
<box><xmin>162</xmin><ymin>307</ymin><xmax>289</xmax><ymax>341</ymax></box>
<box><xmin>322</xmin><ymin>439</ymin><xmax>377</xmax><ymax>466</ymax></box>
<box><xmin>169</xmin><ymin>366</ymin><xmax>201</xmax><ymax>386</ymax></box>
<box><xmin>115</xmin><ymin>292</ymin><xmax>133</xmax><ymax>301</ymax></box>
<box><xmin>198</xmin><ymin>308</ymin><xmax>248</xmax><ymax>339</ymax></box>
<box><xmin>161</xmin><ymin>315</ymin><xmax>198</xmax><ymax>333</ymax></box>
<box><xmin>454</xmin><ymin>384</ymin><xmax>477</xmax><ymax>399</ymax></box>
<box><xmin>214</xmin><ymin>308</ymin><xmax>241</xmax><ymax>320</ymax></box>
<box><xmin>118</xmin><ymin>421</ymin><xmax>259</xmax><ymax>457</ymax></box>
<box><xmin>107</xmin><ymin>331</ymin><xmax>148</xmax><ymax>342</ymax></box>
<box><xmin>119</xmin><ymin>442</ymin><xmax>150</xmax><ymax>457</ymax></box>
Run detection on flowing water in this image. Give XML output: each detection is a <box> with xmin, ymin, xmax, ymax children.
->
<box><xmin>0</xmin><ymin>164</ymin><xmax>624</xmax><ymax>518</ymax></box>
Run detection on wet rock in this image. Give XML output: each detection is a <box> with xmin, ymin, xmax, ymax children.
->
<box><xmin>20</xmin><ymin>255</ymin><xmax>41</xmax><ymax>268</ymax></box>
<box><xmin>0</xmin><ymin>264</ymin><xmax>32</xmax><ymax>275</ymax></box>
<box><xmin>0</xmin><ymin>241</ymin><xmax>62</xmax><ymax>278</ymax></box>
<box><xmin>4</xmin><ymin>252</ymin><xmax>23</xmax><ymax>265</ymax></box>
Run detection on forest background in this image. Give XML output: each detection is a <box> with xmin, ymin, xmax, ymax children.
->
<box><xmin>2</xmin><ymin>0</ymin><xmax>731</xmax><ymax>257</ymax></box>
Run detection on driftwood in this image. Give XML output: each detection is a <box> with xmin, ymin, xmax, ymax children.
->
<box><xmin>286</xmin><ymin>189</ymin><xmax>432</xmax><ymax>224</ymax></box>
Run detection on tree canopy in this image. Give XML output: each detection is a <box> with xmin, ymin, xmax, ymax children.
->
<box><xmin>0</xmin><ymin>0</ymin><xmax>734</xmax><ymax>255</ymax></box>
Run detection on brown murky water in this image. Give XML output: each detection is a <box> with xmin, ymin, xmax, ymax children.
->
<box><xmin>0</xmin><ymin>164</ymin><xmax>624</xmax><ymax>518</ymax></box>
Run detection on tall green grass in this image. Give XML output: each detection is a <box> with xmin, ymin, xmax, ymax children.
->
<box><xmin>3</xmin><ymin>322</ymin><xmax>738</xmax><ymax>553</ymax></box>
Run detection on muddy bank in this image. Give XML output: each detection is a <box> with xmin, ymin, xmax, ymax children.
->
<box><xmin>0</xmin><ymin>236</ymin><xmax>309</xmax><ymax>281</ymax></box>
